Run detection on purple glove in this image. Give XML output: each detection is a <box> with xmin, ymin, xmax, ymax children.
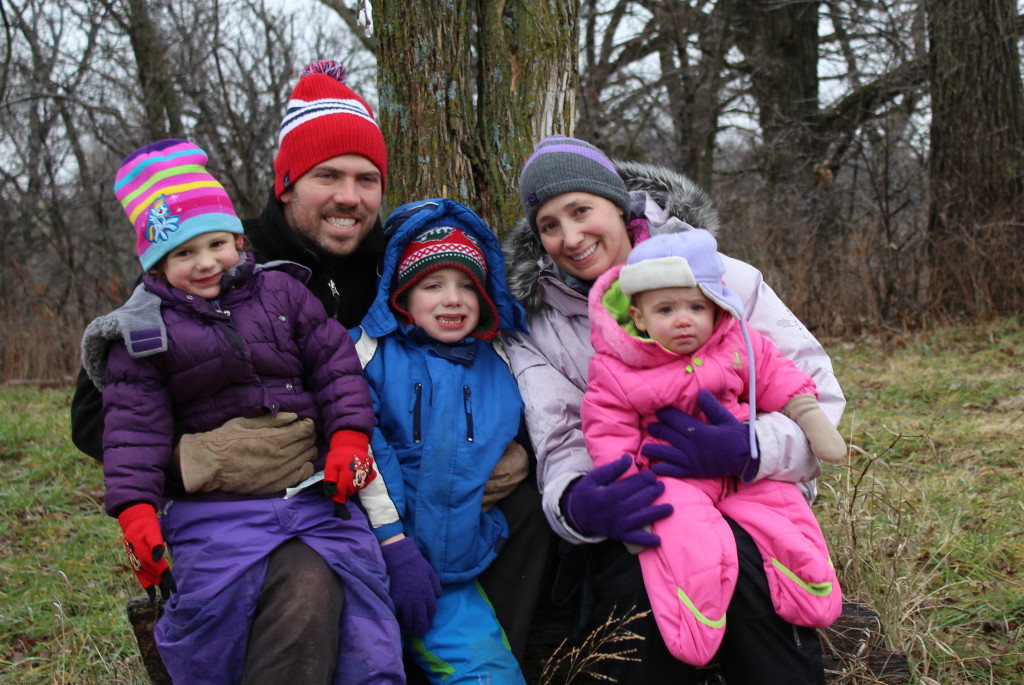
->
<box><xmin>644</xmin><ymin>389</ymin><xmax>759</xmax><ymax>483</ymax></box>
<box><xmin>561</xmin><ymin>455</ymin><xmax>673</xmax><ymax>547</ymax></box>
<box><xmin>380</xmin><ymin>537</ymin><xmax>441</xmax><ymax>637</ymax></box>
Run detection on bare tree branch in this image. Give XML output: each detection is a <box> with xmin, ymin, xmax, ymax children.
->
<box><xmin>316</xmin><ymin>0</ymin><xmax>377</xmax><ymax>54</ymax></box>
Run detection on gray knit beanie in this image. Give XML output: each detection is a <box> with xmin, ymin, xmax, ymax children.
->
<box><xmin>518</xmin><ymin>136</ymin><xmax>629</xmax><ymax>232</ymax></box>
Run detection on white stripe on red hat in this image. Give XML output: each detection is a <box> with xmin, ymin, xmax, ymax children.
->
<box><xmin>278</xmin><ymin>98</ymin><xmax>379</xmax><ymax>142</ymax></box>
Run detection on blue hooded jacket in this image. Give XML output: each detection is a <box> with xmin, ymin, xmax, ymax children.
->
<box><xmin>355</xmin><ymin>199</ymin><xmax>528</xmax><ymax>584</ymax></box>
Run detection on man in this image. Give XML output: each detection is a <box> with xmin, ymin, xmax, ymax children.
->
<box><xmin>71</xmin><ymin>60</ymin><xmax>549</xmax><ymax>683</ymax></box>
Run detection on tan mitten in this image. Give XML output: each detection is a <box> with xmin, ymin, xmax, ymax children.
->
<box><xmin>175</xmin><ymin>412</ymin><xmax>317</xmax><ymax>494</ymax></box>
<box><xmin>782</xmin><ymin>394</ymin><xmax>847</xmax><ymax>463</ymax></box>
<box><xmin>482</xmin><ymin>440</ymin><xmax>530</xmax><ymax>510</ymax></box>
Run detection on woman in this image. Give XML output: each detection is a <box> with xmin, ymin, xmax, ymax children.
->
<box><xmin>501</xmin><ymin>136</ymin><xmax>844</xmax><ymax>683</ymax></box>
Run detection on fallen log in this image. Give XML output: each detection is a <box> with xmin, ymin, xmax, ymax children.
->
<box><xmin>522</xmin><ymin>599</ymin><xmax>911</xmax><ymax>684</ymax></box>
<box><xmin>128</xmin><ymin>596</ymin><xmax>910</xmax><ymax>684</ymax></box>
<box><xmin>126</xmin><ymin>596</ymin><xmax>170</xmax><ymax>685</ymax></box>
<box><xmin>818</xmin><ymin>602</ymin><xmax>913</xmax><ymax>684</ymax></box>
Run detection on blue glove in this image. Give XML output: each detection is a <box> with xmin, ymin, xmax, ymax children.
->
<box><xmin>644</xmin><ymin>389</ymin><xmax>759</xmax><ymax>483</ymax></box>
<box><xmin>561</xmin><ymin>455</ymin><xmax>673</xmax><ymax>547</ymax></box>
<box><xmin>380</xmin><ymin>537</ymin><xmax>441</xmax><ymax>637</ymax></box>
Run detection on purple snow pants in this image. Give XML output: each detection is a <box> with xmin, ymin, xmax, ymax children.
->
<box><xmin>154</xmin><ymin>491</ymin><xmax>404</xmax><ymax>684</ymax></box>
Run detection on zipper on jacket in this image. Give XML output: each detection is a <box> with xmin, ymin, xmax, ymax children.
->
<box><xmin>412</xmin><ymin>382</ymin><xmax>422</xmax><ymax>443</ymax></box>
<box><xmin>463</xmin><ymin>385</ymin><xmax>474</xmax><ymax>442</ymax></box>
<box><xmin>210</xmin><ymin>299</ymin><xmax>245</xmax><ymax>358</ymax></box>
<box><xmin>327</xmin><ymin>279</ymin><xmax>341</xmax><ymax>319</ymax></box>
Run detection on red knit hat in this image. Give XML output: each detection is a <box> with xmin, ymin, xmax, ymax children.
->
<box><xmin>273</xmin><ymin>60</ymin><xmax>388</xmax><ymax>198</ymax></box>
<box><xmin>390</xmin><ymin>226</ymin><xmax>499</xmax><ymax>340</ymax></box>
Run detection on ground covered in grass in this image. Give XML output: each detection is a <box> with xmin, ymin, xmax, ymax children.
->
<box><xmin>1</xmin><ymin>316</ymin><xmax>1021</xmax><ymax>683</ymax></box>
<box><xmin>0</xmin><ymin>387</ymin><xmax>144</xmax><ymax>683</ymax></box>
<box><xmin>817</xmin><ymin>315</ymin><xmax>1023</xmax><ymax>684</ymax></box>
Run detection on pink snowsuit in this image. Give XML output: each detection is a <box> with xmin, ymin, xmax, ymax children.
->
<box><xmin>581</xmin><ymin>263</ymin><xmax>842</xmax><ymax>666</ymax></box>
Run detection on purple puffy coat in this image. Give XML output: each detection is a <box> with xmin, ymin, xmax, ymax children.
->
<box><xmin>95</xmin><ymin>254</ymin><xmax>374</xmax><ymax>515</ymax></box>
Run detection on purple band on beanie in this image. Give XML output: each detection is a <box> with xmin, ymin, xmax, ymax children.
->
<box><xmin>517</xmin><ymin>136</ymin><xmax>629</xmax><ymax>231</ymax></box>
<box><xmin>521</xmin><ymin>143</ymin><xmax>619</xmax><ymax>177</ymax></box>
<box><xmin>115</xmin><ymin>145</ymin><xmax>204</xmax><ymax>189</ymax></box>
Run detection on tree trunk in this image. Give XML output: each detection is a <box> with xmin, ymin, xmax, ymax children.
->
<box><xmin>375</xmin><ymin>0</ymin><xmax>578</xmax><ymax>233</ymax></box>
<box><xmin>658</xmin><ymin>0</ymin><xmax>733</xmax><ymax>189</ymax></box>
<box><xmin>123</xmin><ymin>0</ymin><xmax>184</xmax><ymax>140</ymax></box>
<box><xmin>733</xmin><ymin>0</ymin><xmax>822</xmax><ymax>187</ymax></box>
<box><xmin>926</xmin><ymin>0</ymin><xmax>1024</xmax><ymax>317</ymax></box>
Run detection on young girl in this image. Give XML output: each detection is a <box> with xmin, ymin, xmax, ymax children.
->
<box><xmin>582</xmin><ymin>228</ymin><xmax>846</xmax><ymax>665</ymax></box>
<box><xmin>354</xmin><ymin>198</ymin><xmax>529</xmax><ymax>684</ymax></box>
<box><xmin>80</xmin><ymin>139</ymin><xmax>432</xmax><ymax>683</ymax></box>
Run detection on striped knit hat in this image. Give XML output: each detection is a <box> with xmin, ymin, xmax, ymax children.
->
<box><xmin>390</xmin><ymin>226</ymin><xmax>499</xmax><ymax>339</ymax></box>
<box><xmin>274</xmin><ymin>60</ymin><xmax>387</xmax><ymax>198</ymax></box>
<box><xmin>114</xmin><ymin>139</ymin><xmax>243</xmax><ymax>271</ymax></box>
<box><xmin>518</xmin><ymin>135</ymin><xmax>629</xmax><ymax>232</ymax></box>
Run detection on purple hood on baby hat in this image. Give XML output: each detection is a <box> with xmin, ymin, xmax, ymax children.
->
<box><xmin>619</xmin><ymin>228</ymin><xmax>746</xmax><ymax>320</ymax></box>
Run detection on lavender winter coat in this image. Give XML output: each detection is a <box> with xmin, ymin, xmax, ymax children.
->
<box><xmin>501</xmin><ymin>161</ymin><xmax>845</xmax><ymax>545</ymax></box>
<box><xmin>81</xmin><ymin>253</ymin><xmax>374</xmax><ymax>516</ymax></box>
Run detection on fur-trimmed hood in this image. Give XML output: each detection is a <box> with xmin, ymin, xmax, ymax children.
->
<box><xmin>503</xmin><ymin>160</ymin><xmax>720</xmax><ymax>314</ymax></box>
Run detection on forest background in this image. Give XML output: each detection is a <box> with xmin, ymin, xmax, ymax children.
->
<box><xmin>0</xmin><ymin>1</ymin><xmax>1022</xmax><ymax>684</ymax></box>
<box><xmin>1</xmin><ymin>0</ymin><xmax>1022</xmax><ymax>380</ymax></box>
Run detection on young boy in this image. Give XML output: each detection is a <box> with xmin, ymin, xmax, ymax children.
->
<box><xmin>354</xmin><ymin>199</ymin><xmax>530</xmax><ymax>684</ymax></box>
<box><xmin>581</xmin><ymin>228</ymin><xmax>846</xmax><ymax>666</ymax></box>
<box><xmin>79</xmin><ymin>139</ymin><xmax>432</xmax><ymax>683</ymax></box>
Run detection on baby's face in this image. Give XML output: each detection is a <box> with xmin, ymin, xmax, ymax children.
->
<box><xmin>405</xmin><ymin>267</ymin><xmax>481</xmax><ymax>343</ymax></box>
<box><xmin>628</xmin><ymin>286</ymin><xmax>716</xmax><ymax>355</ymax></box>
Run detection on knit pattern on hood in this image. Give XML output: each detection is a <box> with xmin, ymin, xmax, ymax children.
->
<box><xmin>362</xmin><ymin>198</ymin><xmax>527</xmax><ymax>339</ymax></box>
<box><xmin>503</xmin><ymin>160</ymin><xmax>720</xmax><ymax>315</ymax></box>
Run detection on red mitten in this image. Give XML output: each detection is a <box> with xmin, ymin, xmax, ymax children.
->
<box><xmin>323</xmin><ymin>430</ymin><xmax>377</xmax><ymax>519</ymax></box>
<box><xmin>117</xmin><ymin>503</ymin><xmax>176</xmax><ymax>601</ymax></box>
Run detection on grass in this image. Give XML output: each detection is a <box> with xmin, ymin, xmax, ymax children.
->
<box><xmin>1</xmin><ymin>316</ymin><xmax>1022</xmax><ymax>683</ymax></box>
<box><xmin>0</xmin><ymin>388</ymin><xmax>144</xmax><ymax>684</ymax></box>
<box><xmin>816</xmin><ymin>315</ymin><xmax>1024</xmax><ymax>683</ymax></box>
